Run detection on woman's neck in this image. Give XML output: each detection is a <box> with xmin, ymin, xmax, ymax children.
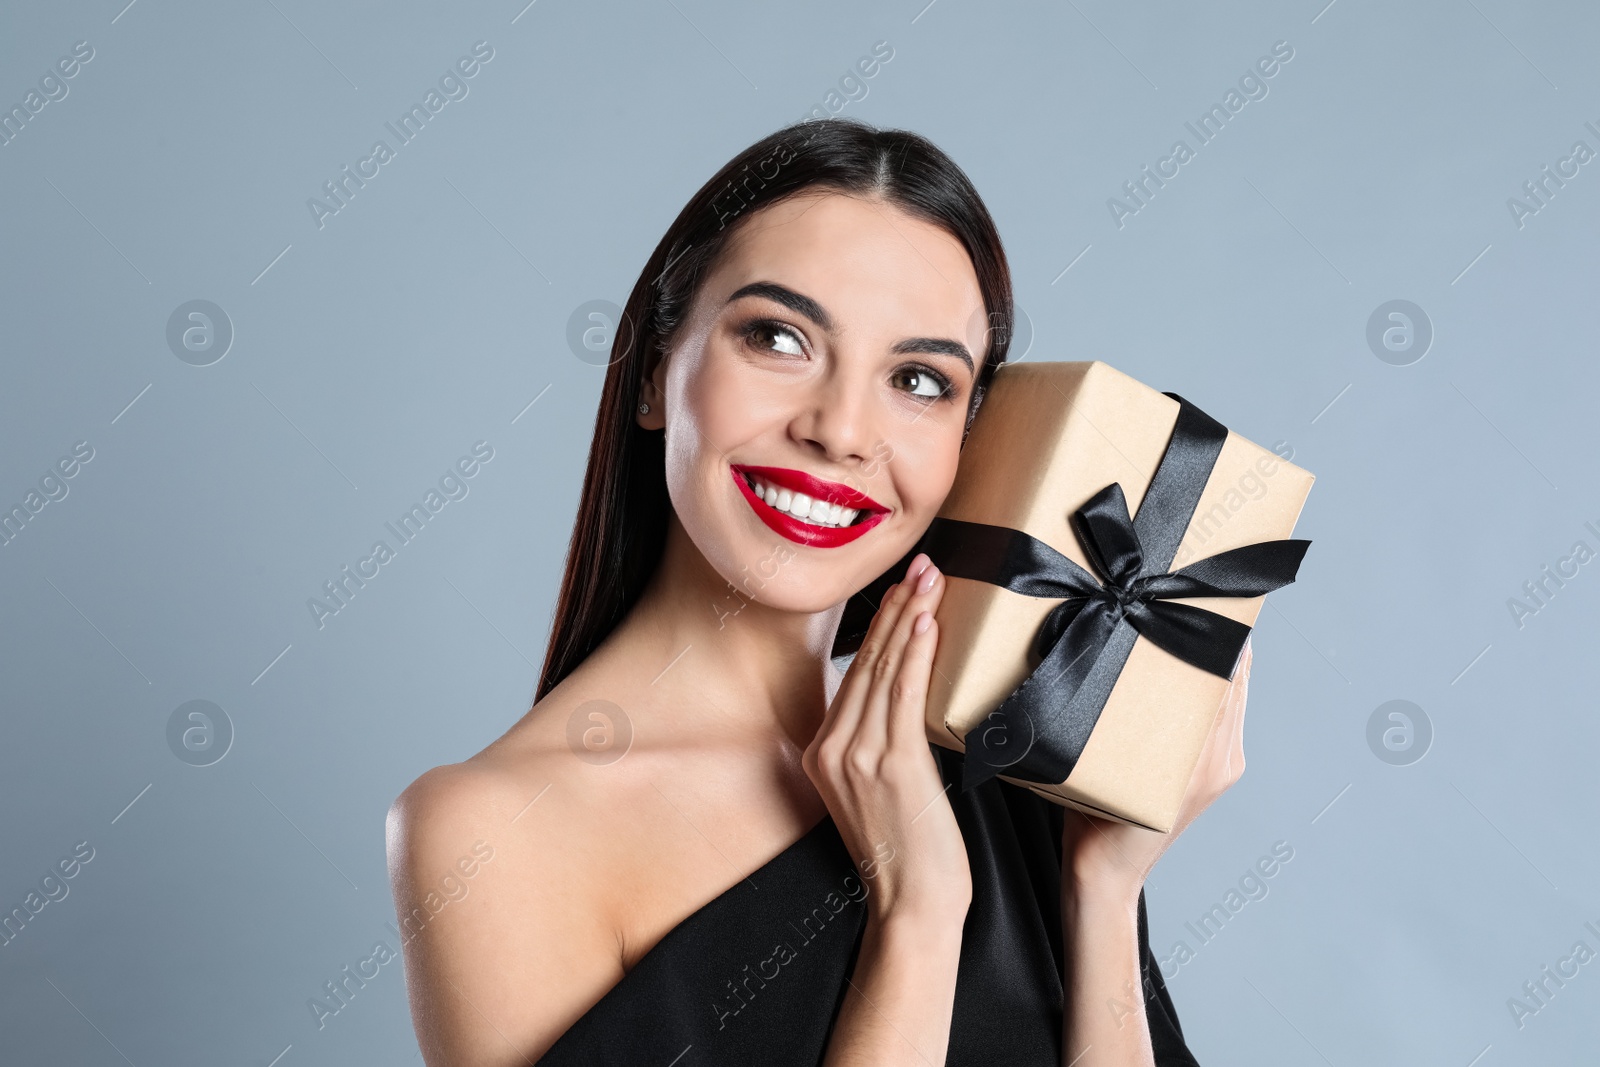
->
<box><xmin>603</xmin><ymin>515</ymin><xmax>847</xmax><ymax>753</ymax></box>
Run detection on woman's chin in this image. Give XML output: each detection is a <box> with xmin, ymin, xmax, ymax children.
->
<box><xmin>702</xmin><ymin>564</ymin><xmax>858</xmax><ymax>619</ymax></box>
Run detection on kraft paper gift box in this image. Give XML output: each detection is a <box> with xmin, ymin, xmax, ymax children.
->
<box><xmin>913</xmin><ymin>360</ymin><xmax>1314</xmax><ymax>833</ymax></box>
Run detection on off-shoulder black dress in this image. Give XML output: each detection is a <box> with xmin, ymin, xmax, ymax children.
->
<box><xmin>536</xmin><ymin>743</ymin><xmax>1201</xmax><ymax>1065</ymax></box>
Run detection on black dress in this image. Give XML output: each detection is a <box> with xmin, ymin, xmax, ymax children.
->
<box><xmin>536</xmin><ymin>743</ymin><xmax>1201</xmax><ymax>1065</ymax></box>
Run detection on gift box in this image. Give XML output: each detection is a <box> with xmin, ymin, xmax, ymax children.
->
<box><xmin>914</xmin><ymin>360</ymin><xmax>1314</xmax><ymax>833</ymax></box>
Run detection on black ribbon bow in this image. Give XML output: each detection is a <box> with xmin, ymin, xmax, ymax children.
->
<box><xmin>913</xmin><ymin>392</ymin><xmax>1311</xmax><ymax>795</ymax></box>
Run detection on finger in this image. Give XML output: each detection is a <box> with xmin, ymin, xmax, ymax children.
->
<box><xmin>1224</xmin><ymin>642</ymin><xmax>1251</xmax><ymax>779</ymax></box>
<box><xmin>858</xmin><ymin>562</ymin><xmax>943</xmax><ymax>755</ymax></box>
<box><xmin>1204</xmin><ymin>642</ymin><xmax>1250</xmax><ymax>787</ymax></box>
<box><xmin>1225</xmin><ymin>645</ymin><xmax>1249</xmax><ymax>721</ymax></box>
<box><xmin>883</xmin><ymin>564</ymin><xmax>947</xmax><ymax>753</ymax></box>
<box><xmin>829</xmin><ymin>559</ymin><xmax>926</xmax><ymax>742</ymax></box>
<box><xmin>1170</xmin><ymin>645</ymin><xmax>1254</xmax><ymax>833</ymax></box>
<box><xmin>1221</xmin><ymin>641</ymin><xmax>1251</xmax><ymax>736</ymax></box>
<box><xmin>848</xmin><ymin>555</ymin><xmax>930</xmax><ymax>693</ymax></box>
<box><xmin>1194</xmin><ymin>665</ymin><xmax>1238</xmax><ymax>791</ymax></box>
<box><xmin>886</xmin><ymin>607</ymin><xmax>938</xmax><ymax>754</ymax></box>
<box><xmin>824</xmin><ymin>581</ymin><xmax>898</xmax><ymax>725</ymax></box>
<box><xmin>1173</xmin><ymin>685</ymin><xmax>1238</xmax><ymax>838</ymax></box>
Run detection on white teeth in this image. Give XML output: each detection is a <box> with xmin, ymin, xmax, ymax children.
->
<box><xmin>744</xmin><ymin>474</ymin><xmax>863</xmax><ymax>529</ymax></box>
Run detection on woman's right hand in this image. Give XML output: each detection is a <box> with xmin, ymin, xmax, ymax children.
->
<box><xmin>802</xmin><ymin>551</ymin><xmax>972</xmax><ymax>927</ymax></box>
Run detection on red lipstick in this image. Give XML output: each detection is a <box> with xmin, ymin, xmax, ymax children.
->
<box><xmin>730</xmin><ymin>464</ymin><xmax>889</xmax><ymax>548</ymax></box>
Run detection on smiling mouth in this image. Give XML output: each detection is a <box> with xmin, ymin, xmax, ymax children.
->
<box><xmin>737</xmin><ymin>471</ymin><xmax>875</xmax><ymax>528</ymax></box>
<box><xmin>729</xmin><ymin>464</ymin><xmax>889</xmax><ymax>546</ymax></box>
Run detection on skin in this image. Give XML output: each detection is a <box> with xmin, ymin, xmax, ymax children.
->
<box><xmin>385</xmin><ymin>189</ymin><xmax>1251</xmax><ymax>1066</ymax></box>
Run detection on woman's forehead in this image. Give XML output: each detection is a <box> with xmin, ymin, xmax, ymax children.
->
<box><xmin>708</xmin><ymin>193</ymin><xmax>984</xmax><ymax>332</ymax></box>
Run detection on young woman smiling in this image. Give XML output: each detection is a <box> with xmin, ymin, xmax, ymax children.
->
<box><xmin>387</xmin><ymin>118</ymin><xmax>1244</xmax><ymax>1066</ymax></box>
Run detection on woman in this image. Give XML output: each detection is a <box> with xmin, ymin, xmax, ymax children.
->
<box><xmin>386</xmin><ymin>117</ymin><xmax>1247</xmax><ymax>1065</ymax></box>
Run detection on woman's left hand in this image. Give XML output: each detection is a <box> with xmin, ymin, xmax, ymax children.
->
<box><xmin>1060</xmin><ymin>638</ymin><xmax>1253</xmax><ymax>901</ymax></box>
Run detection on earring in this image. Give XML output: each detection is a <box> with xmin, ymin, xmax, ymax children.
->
<box><xmin>638</xmin><ymin>402</ymin><xmax>651</xmax><ymax>415</ymax></box>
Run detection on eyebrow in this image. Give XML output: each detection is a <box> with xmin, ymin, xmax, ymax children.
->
<box><xmin>725</xmin><ymin>281</ymin><xmax>976</xmax><ymax>376</ymax></box>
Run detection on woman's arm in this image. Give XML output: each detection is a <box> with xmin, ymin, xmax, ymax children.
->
<box><xmin>1060</xmin><ymin>877</ymin><xmax>1155</xmax><ymax>1066</ymax></box>
<box><xmin>386</xmin><ymin>762</ymin><xmax>624</xmax><ymax>1066</ymax></box>
<box><xmin>808</xmin><ymin>556</ymin><xmax>975</xmax><ymax>1066</ymax></box>
<box><xmin>826</xmin><ymin>907</ymin><xmax>968</xmax><ymax>1067</ymax></box>
<box><xmin>1059</xmin><ymin>640</ymin><xmax>1254</xmax><ymax>1066</ymax></box>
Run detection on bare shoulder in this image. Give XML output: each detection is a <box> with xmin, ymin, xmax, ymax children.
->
<box><xmin>385</xmin><ymin>659</ymin><xmax>820</xmax><ymax>1063</ymax></box>
<box><xmin>385</xmin><ymin>710</ymin><xmax>630</xmax><ymax>1065</ymax></box>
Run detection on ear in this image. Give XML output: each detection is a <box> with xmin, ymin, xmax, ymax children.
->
<box><xmin>636</xmin><ymin>347</ymin><xmax>670</xmax><ymax>430</ymax></box>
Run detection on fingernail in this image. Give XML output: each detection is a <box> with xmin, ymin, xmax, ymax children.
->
<box><xmin>912</xmin><ymin>610</ymin><xmax>932</xmax><ymax>634</ymax></box>
<box><xmin>915</xmin><ymin>561</ymin><xmax>939</xmax><ymax>594</ymax></box>
<box><xmin>906</xmin><ymin>553</ymin><xmax>929</xmax><ymax>581</ymax></box>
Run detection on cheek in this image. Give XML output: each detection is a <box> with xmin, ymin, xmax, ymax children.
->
<box><xmin>884</xmin><ymin>436</ymin><xmax>959</xmax><ymax>519</ymax></box>
<box><xmin>681</xmin><ymin>355</ymin><xmax>771</xmax><ymax>451</ymax></box>
<box><xmin>660</xmin><ymin>352</ymin><xmax>778</xmax><ymax>560</ymax></box>
<box><xmin>665</xmin><ymin>353</ymin><xmax>769</xmax><ymax>499</ymax></box>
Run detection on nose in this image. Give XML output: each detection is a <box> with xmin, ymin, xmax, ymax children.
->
<box><xmin>789</xmin><ymin>358</ymin><xmax>876</xmax><ymax>467</ymax></box>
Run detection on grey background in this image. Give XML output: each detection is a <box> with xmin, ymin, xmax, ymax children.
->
<box><xmin>2</xmin><ymin>0</ymin><xmax>1595</xmax><ymax>1063</ymax></box>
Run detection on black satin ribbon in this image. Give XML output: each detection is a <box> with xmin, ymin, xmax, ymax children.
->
<box><xmin>914</xmin><ymin>392</ymin><xmax>1311</xmax><ymax>794</ymax></box>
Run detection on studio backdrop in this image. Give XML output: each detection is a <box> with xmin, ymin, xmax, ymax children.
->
<box><xmin>2</xmin><ymin>1</ymin><xmax>1596</xmax><ymax>1064</ymax></box>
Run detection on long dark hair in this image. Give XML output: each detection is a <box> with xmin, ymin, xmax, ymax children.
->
<box><xmin>535</xmin><ymin>117</ymin><xmax>1014</xmax><ymax>702</ymax></box>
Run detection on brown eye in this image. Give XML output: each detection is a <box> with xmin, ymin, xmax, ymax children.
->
<box><xmin>742</xmin><ymin>319</ymin><xmax>805</xmax><ymax>356</ymax></box>
<box><xmin>891</xmin><ymin>365</ymin><xmax>951</xmax><ymax>401</ymax></box>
